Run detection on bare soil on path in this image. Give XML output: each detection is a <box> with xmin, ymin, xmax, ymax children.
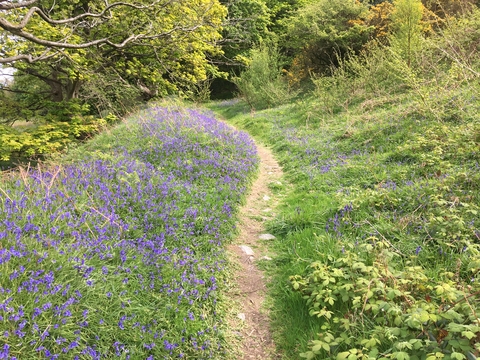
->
<box><xmin>227</xmin><ymin>142</ymin><xmax>284</xmax><ymax>360</ymax></box>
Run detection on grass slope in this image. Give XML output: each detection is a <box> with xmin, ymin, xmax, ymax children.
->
<box><xmin>0</xmin><ymin>104</ymin><xmax>258</xmax><ymax>359</ymax></box>
<box><xmin>207</xmin><ymin>93</ymin><xmax>480</xmax><ymax>359</ymax></box>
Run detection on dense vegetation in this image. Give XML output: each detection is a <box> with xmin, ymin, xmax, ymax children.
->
<box><xmin>1</xmin><ymin>0</ymin><xmax>480</xmax><ymax>359</ymax></box>
<box><xmin>0</xmin><ymin>105</ymin><xmax>258</xmax><ymax>358</ymax></box>
<box><xmin>208</xmin><ymin>3</ymin><xmax>480</xmax><ymax>359</ymax></box>
<box><xmin>2</xmin><ymin>0</ymin><xmax>476</xmax><ymax>163</ymax></box>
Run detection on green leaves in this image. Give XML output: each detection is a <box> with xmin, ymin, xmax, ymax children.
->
<box><xmin>0</xmin><ymin>115</ymin><xmax>115</xmax><ymax>167</ymax></box>
<box><xmin>221</xmin><ymin>0</ymin><xmax>270</xmax><ymax>58</ymax></box>
<box><xmin>290</xmin><ymin>248</ymin><xmax>480</xmax><ymax>359</ymax></box>
<box><xmin>281</xmin><ymin>0</ymin><xmax>372</xmax><ymax>73</ymax></box>
<box><xmin>393</xmin><ymin>351</ymin><xmax>410</xmax><ymax>360</ymax></box>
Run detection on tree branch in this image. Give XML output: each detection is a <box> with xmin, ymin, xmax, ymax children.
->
<box><xmin>0</xmin><ymin>0</ymin><xmax>39</xmax><ymax>11</ymax></box>
<box><xmin>20</xmin><ymin>67</ymin><xmax>63</xmax><ymax>88</ymax></box>
<box><xmin>1</xmin><ymin>5</ymin><xmax>208</xmax><ymax>64</ymax></box>
<box><xmin>1</xmin><ymin>1</ymin><xmax>169</xmax><ymax>28</ymax></box>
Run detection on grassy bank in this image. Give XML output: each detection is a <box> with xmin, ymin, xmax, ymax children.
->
<box><xmin>0</xmin><ymin>104</ymin><xmax>258</xmax><ymax>359</ymax></box>
<box><xmin>207</xmin><ymin>89</ymin><xmax>480</xmax><ymax>359</ymax></box>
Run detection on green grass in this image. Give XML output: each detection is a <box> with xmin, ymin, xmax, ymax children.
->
<box><xmin>0</xmin><ymin>104</ymin><xmax>259</xmax><ymax>359</ymax></box>
<box><xmin>206</xmin><ymin>88</ymin><xmax>480</xmax><ymax>359</ymax></box>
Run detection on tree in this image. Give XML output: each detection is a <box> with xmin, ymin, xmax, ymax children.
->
<box><xmin>264</xmin><ymin>0</ymin><xmax>307</xmax><ymax>33</ymax></box>
<box><xmin>390</xmin><ymin>0</ymin><xmax>426</xmax><ymax>67</ymax></box>
<box><xmin>208</xmin><ymin>0</ymin><xmax>272</xmax><ymax>99</ymax></box>
<box><xmin>0</xmin><ymin>0</ymin><xmax>226</xmax><ymax>112</ymax></box>
<box><xmin>422</xmin><ymin>0</ymin><xmax>477</xmax><ymax>19</ymax></box>
<box><xmin>220</xmin><ymin>0</ymin><xmax>271</xmax><ymax>60</ymax></box>
<box><xmin>282</xmin><ymin>0</ymin><xmax>373</xmax><ymax>75</ymax></box>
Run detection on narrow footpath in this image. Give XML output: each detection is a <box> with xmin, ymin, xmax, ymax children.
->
<box><xmin>227</xmin><ymin>142</ymin><xmax>284</xmax><ymax>360</ymax></box>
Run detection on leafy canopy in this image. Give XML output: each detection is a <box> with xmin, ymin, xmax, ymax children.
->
<box><xmin>0</xmin><ymin>0</ymin><xmax>227</xmax><ymax>107</ymax></box>
<box><xmin>282</xmin><ymin>0</ymin><xmax>373</xmax><ymax>74</ymax></box>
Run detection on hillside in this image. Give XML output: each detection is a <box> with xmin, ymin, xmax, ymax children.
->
<box><xmin>207</xmin><ymin>8</ymin><xmax>480</xmax><ymax>358</ymax></box>
<box><xmin>1</xmin><ymin>2</ymin><xmax>480</xmax><ymax>359</ymax></box>
<box><xmin>0</xmin><ymin>105</ymin><xmax>258</xmax><ymax>359</ymax></box>
<box><xmin>208</xmin><ymin>72</ymin><xmax>480</xmax><ymax>359</ymax></box>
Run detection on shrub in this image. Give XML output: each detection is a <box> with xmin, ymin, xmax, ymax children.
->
<box><xmin>312</xmin><ymin>45</ymin><xmax>408</xmax><ymax>116</ymax></box>
<box><xmin>233</xmin><ymin>42</ymin><xmax>295</xmax><ymax>110</ymax></box>
<box><xmin>292</xmin><ymin>245</ymin><xmax>480</xmax><ymax>360</ymax></box>
<box><xmin>0</xmin><ymin>114</ymin><xmax>118</xmax><ymax>169</ymax></box>
<box><xmin>282</xmin><ymin>0</ymin><xmax>373</xmax><ymax>75</ymax></box>
<box><xmin>312</xmin><ymin>6</ymin><xmax>480</xmax><ymax>122</ymax></box>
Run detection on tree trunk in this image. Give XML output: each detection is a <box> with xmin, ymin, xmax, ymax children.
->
<box><xmin>66</xmin><ymin>77</ymin><xmax>82</xmax><ymax>100</ymax></box>
<box><xmin>49</xmin><ymin>77</ymin><xmax>64</xmax><ymax>102</ymax></box>
<box><xmin>23</xmin><ymin>67</ymin><xmax>65</xmax><ymax>102</ymax></box>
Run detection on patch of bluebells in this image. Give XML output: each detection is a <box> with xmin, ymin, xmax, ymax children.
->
<box><xmin>325</xmin><ymin>203</ymin><xmax>353</xmax><ymax>238</ymax></box>
<box><xmin>270</xmin><ymin>120</ymin><xmax>360</xmax><ymax>184</ymax></box>
<box><xmin>0</xmin><ymin>106</ymin><xmax>258</xmax><ymax>358</ymax></box>
<box><xmin>270</xmin><ymin>111</ymin><xmax>479</xmax><ymax>259</ymax></box>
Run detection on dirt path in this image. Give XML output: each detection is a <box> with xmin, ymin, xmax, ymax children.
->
<box><xmin>227</xmin><ymin>142</ymin><xmax>283</xmax><ymax>360</ymax></box>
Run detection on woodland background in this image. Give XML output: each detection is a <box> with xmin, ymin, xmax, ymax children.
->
<box><xmin>0</xmin><ymin>0</ymin><xmax>477</xmax><ymax>168</ymax></box>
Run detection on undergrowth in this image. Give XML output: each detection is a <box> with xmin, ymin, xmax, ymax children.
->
<box><xmin>0</xmin><ymin>104</ymin><xmax>258</xmax><ymax>359</ymax></box>
<box><xmin>207</xmin><ymin>11</ymin><xmax>480</xmax><ymax>356</ymax></box>
<box><xmin>0</xmin><ymin>113</ymin><xmax>119</xmax><ymax>171</ymax></box>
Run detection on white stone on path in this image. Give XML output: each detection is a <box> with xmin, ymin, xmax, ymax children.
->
<box><xmin>237</xmin><ymin>313</ymin><xmax>246</xmax><ymax>321</ymax></box>
<box><xmin>261</xmin><ymin>256</ymin><xmax>272</xmax><ymax>261</ymax></box>
<box><xmin>239</xmin><ymin>245</ymin><xmax>255</xmax><ymax>256</ymax></box>
<box><xmin>259</xmin><ymin>233</ymin><xmax>276</xmax><ymax>240</ymax></box>
<box><xmin>263</xmin><ymin>195</ymin><xmax>271</xmax><ymax>201</ymax></box>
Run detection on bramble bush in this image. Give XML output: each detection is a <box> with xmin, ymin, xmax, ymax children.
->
<box><xmin>291</xmin><ymin>243</ymin><xmax>480</xmax><ymax>360</ymax></box>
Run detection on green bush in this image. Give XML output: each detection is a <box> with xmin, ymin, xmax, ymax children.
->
<box><xmin>233</xmin><ymin>42</ymin><xmax>295</xmax><ymax>110</ymax></box>
<box><xmin>282</xmin><ymin>0</ymin><xmax>373</xmax><ymax>75</ymax></box>
<box><xmin>292</xmin><ymin>245</ymin><xmax>480</xmax><ymax>360</ymax></box>
<box><xmin>0</xmin><ymin>114</ymin><xmax>118</xmax><ymax>168</ymax></box>
<box><xmin>312</xmin><ymin>45</ymin><xmax>408</xmax><ymax>116</ymax></box>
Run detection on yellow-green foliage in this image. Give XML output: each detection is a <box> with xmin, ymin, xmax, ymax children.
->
<box><xmin>234</xmin><ymin>42</ymin><xmax>296</xmax><ymax>110</ymax></box>
<box><xmin>390</xmin><ymin>0</ymin><xmax>426</xmax><ymax>67</ymax></box>
<box><xmin>2</xmin><ymin>0</ymin><xmax>227</xmax><ymax>105</ymax></box>
<box><xmin>0</xmin><ymin>115</ymin><xmax>117</xmax><ymax>163</ymax></box>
